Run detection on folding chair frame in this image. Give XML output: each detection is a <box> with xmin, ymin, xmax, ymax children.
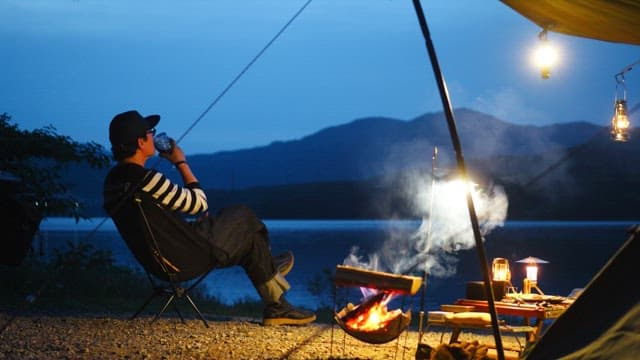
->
<box><xmin>129</xmin><ymin>195</ymin><xmax>213</xmax><ymax>327</ymax></box>
<box><xmin>130</xmin><ymin>267</ymin><xmax>213</xmax><ymax>327</ymax></box>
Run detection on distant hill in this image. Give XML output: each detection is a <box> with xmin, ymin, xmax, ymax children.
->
<box><xmin>180</xmin><ymin>108</ymin><xmax>602</xmax><ymax>189</ymax></box>
<box><xmin>203</xmin><ymin>128</ymin><xmax>640</xmax><ymax>221</ymax></box>
<box><xmin>64</xmin><ymin>108</ymin><xmax>635</xmax><ymax>220</ymax></box>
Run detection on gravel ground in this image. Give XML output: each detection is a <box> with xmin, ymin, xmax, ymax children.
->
<box><xmin>0</xmin><ymin>313</ymin><xmax>524</xmax><ymax>359</ymax></box>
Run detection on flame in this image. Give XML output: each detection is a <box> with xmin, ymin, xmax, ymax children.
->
<box><xmin>344</xmin><ymin>292</ymin><xmax>401</xmax><ymax>332</ymax></box>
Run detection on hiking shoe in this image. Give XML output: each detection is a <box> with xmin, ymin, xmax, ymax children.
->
<box><xmin>273</xmin><ymin>251</ymin><xmax>294</xmax><ymax>277</ymax></box>
<box><xmin>263</xmin><ymin>297</ymin><xmax>316</xmax><ymax>326</ymax></box>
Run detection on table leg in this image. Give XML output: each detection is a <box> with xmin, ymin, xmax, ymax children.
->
<box><xmin>531</xmin><ymin>318</ymin><xmax>544</xmax><ymax>343</ymax></box>
<box><xmin>449</xmin><ymin>327</ymin><xmax>462</xmax><ymax>344</ymax></box>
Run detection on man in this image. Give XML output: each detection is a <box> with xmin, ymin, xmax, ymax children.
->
<box><xmin>103</xmin><ymin>110</ymin><xmax>315</xmax><ymax>326</ymax></box>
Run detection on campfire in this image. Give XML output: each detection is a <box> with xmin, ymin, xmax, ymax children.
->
<box><xmin>334</xmin><ymin>265</ymin><xmax>422</xmax><ymax>344</ymax></box>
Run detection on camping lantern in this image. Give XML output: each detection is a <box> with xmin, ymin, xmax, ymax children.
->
<box><xmin>611</xmin><ymin>99</ymin><xmax>630</xmax><ymax>142</ymax></box>
<box><xmin>534</xmin><ymin>28</ymin><xmax>558</xmax><ymax>79</ymax></box>
<box><xmin>518</xmin><ymin>256</ymin><xmax>548</xmax><ymax>295</ymax></box>
<box><xmin>525</xmin><ymin>263</ymin><xmax>538</xmax><ymax>282</ymax></box>
<box><xmin>610</xmin><ymin>60</ymin><xmax>639</xmax><ymax>142</ymax></box>
<box><xmin>492</xmin><ymin>258</ymin><xmax>511</xmax><ymax>282</ymax></box>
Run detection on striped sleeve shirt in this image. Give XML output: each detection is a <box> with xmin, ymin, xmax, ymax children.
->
<box><xmin>140</xmin><ymin>169</ymin><xmax>208</xmax><ymax>215</ymax></box>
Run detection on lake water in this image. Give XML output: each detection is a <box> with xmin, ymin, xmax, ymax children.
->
<box><xmin>36</xmin><ymin>218</ymin><xmax>635</xmax><ymax>311</ymax></box>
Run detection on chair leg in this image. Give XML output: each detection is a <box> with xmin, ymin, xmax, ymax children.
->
<box><xmin>131</xmin><ymin>288</ymin><xmax>162</xmax><ymax>320</ymax></box>
<box><xmin>134</xmin><ymin>272</ymin><xmax>211</xmax><ymax>327</ymax></box>
<box><xmin>153</xmin><ymin>293</ymin><xmax>176</xmax><ymax>323</ymax></box>
<box><xmin>172</xmin><ymin>302</ymin><xmax>187</xmax><ymax>324</ymax></box>
<box><xmin>185</xmin><ymin>293</ymin><xmax>210</xmax><ymax>328</ymax></box>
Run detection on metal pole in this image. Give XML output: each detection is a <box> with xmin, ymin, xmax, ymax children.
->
<box><xmin>418</xmin><ymin>146</ymin><xmax>437</xmax><ymax>345</ymax></box>
<box><xmin>410</xmin><ymin>1</ymin><xmax>505</xmax><ymax>359</ymax></box>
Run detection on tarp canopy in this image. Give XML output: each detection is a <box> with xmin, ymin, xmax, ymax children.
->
<box><xmin>490</xmin><ymin>3</ymin><xmax>640</xmax><ymax>359</ymax></box>
<box><xmin>500</xmin><ymin>0</ymin><xmax>640</xmax><ymax>45</ymax></box>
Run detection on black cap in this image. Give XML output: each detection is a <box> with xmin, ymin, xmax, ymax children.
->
<box><xmin>109</xmin><ymin>110</ymin><xmax>160</xmax><ymax>146</ymax></box>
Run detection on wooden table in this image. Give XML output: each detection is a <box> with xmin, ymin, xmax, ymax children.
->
<box><xmin>454</xmin><ymin>298</ymin><xmax>568</xmax><ymax>342</ymax></box>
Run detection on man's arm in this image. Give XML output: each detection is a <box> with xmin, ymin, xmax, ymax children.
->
<box><xmin>162</xmin><ymin>140</ymin><xmax>198</xmax><ymax>186</ymax></box>
<box><xmin>148</xmin><ymin>140</ymin><xmax>208</xmax><ymax>215</ymax></box>
<box><xmin>174</xmin><ymin>161</ymin><xmax>197</xmax><ymax>185</ymax></box>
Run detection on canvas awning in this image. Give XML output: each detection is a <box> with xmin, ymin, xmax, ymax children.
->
<box><xmin>500</xmin><ymin>0</ymin><xmax>640</xmax><ymax>45</ymax></box>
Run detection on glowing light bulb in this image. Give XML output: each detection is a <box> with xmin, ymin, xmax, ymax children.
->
<box><xmin>492</xmin><ymin>258</ymin><xmax>511</xmax><ymax>282</ymax></box>
<box><xmin>611</xmin><ymin>99</ymin><xmax>630</xmax><ymax>142</ymax></box>
<box><xmin>534</xmin><ymin>43</ymin><xmax>558</xmax><ymax>79</ymax></box>
<box><xmin>526</xmin><ymin>264</ymin><xmax>538</xmax><ymax>282</ymax></box>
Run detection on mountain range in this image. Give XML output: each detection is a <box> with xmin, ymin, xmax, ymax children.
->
<box><xmin>165</xmin><ymin>108</ymin><xmax>602</xmax><ymax>189</ymax></box>
<box><xmin>68</xmin><ymin>108</ymin><xmax>640</xmax><ymax>220</ymax></box>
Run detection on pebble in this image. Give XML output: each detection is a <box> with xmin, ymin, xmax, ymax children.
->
<box><xmin>0</xmin><ymin>313</ymin><xmax>522</xmax><ymax>359</ymax></box>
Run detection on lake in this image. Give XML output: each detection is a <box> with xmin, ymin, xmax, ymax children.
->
<box><xmin>36</xmin><ymin>218</ymin><xmax>635</xmax><ymax>311</ymax></box>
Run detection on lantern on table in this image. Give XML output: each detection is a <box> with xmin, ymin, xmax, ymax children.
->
<box><xmin>491</xmin><ymin>257</ymin><xmax>514</xmax><ymax>299</ymax></box>
<box><xmin>492</xmin><ymin>257</ymin><xmax>511</xmax><ymax>283</ymax></box>
<box><xmin>517</xmin><ymin>256</ymin><xmax>548</xmax><ymax>295</ymax></box>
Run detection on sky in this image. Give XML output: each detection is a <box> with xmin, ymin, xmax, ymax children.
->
<box><xmin>1</xmin><ymin>0</ymin><xmax>639</xmax><ymax>155</ymax></box>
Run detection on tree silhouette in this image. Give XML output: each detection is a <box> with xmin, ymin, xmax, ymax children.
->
<box><xmin>0</xmin><ymin>112</ymin><xmax>110</xmax><ymax>217</ymax></box>
<box><xmin>1</xmin><ymin>112</ymin><xmax>111</xmax><ymax>265</ymax></box>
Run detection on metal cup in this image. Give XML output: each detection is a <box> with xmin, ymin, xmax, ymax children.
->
<box><xmin>153</xmin><ymin>132</ymin><xmax>173</xmax><ymax>153</ymax></box>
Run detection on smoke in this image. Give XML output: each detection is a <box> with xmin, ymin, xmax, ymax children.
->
<box><xmin>343</xmin><ymin>171</ymin><xmax>508</xmax><ymax>278</ymax></box>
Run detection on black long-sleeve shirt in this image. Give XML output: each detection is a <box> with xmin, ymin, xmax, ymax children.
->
<box><xmin>103</xmin><ymin>163</ymin><xmax>208</xmax><ymax>216</ymax></box>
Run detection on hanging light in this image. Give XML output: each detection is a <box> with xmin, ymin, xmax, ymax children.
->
<box><xmin>534</xmin><ymin>28</ymin><xmax>558</xmax><ymax>79</ymax></box>
<box><xmin>611</xmin><ymin>99</ymin><xmax>630</xmax><ymax>142</ymax></box>
<box><xmin>610</xmin><ymin>63</ymin><xmax>636</xmax><ymax>142</ymax></box>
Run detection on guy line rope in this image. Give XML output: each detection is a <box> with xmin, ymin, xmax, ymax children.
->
<box><xmin>0</xmin><ymin>0</ymin><xmax>313</xmax><ymax>336</ymax></box>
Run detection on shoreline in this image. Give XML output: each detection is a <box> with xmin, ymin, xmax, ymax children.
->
<box><xmin>39</xmin><ymin>216</ymin><xmax>640</xmax><ymax>231</ymax></box>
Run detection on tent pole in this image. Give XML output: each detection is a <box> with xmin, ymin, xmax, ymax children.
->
<box><xmin>410</xmin><ymin>1</ymin><xmax>505</xmax><ymax>359</ymax></box>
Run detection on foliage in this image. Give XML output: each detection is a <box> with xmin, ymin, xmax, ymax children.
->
<box><xmin>0</xmin><ymin>240</ymin><xmax>249</xmax><ymax>317</ymax></box>
<box><xmin>306</xmin><ymin>267</ymin><xmax>335</xmax><ymax>308</ymax></box>
<box><xmin>0</xmin><ymin>112</ymin><xmax>110</xmax><ymax>218</ymax></box>
<box><xmin>52</xmin><ymin>240</ymin><xmax>115</xmax><ymax>271</ymax></box>
<box><xmin>0</xmin><ymin>238</ymin><xmax>336</xmax><ymax>322</ymax></box>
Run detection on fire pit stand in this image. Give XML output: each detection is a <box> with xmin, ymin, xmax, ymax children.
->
<box><xmin>330</xmin><ymin>265</ymin><xmax>422</xmax><ymax>358</ymax></box>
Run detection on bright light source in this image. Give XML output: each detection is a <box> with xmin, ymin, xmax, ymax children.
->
<box><xmin>611</xmin><ymin>99</ymin><xmax>630</xmax><ymax>142</ymax></box>
<box><xmin>525</xmin><ymin>264</ymin><xmax>538</xmax><ymax>282</ymax></box>
<box><xmin>517</xmin><ymin>256</ymin><xmax>548</xmax><ymax>295</ymax></box>
<box><xmin>492</xmin><ymin>257</ymin><xmax>511</xmax><ymax>282</ymax></box>
<box><xmin>533</xmin><ymin>29</ymin><xmax>558</xmax><ymax>79</ymax></box>
<box><xmin>534</xmin><ymin>43</ymin><xmax>558</xmax><ymax>79</ymax></box>
<box><xmin>610</xmin><ymin>62</ymin><xmax>637</xmax><ymax>143</ymax></box>
<box><xmin>442</xmin><ymin>178</ymin><xmax>481</xmax><ymax>210</ymax></box>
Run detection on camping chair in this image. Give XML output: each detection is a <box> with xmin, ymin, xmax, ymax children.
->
<box><xmin>110</xmin><ymin>191</ymin><xmax>218</xmax><ymax>327</ymax></box>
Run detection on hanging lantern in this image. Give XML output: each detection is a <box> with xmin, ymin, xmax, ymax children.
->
<box><xmin>611</xmin><ymin>99</ymin><xmax>630</xmax><ymax>142</ymax></box>
<box><xmin>534</xmin><ymin>28</ymin><xmax>558</xmax><ymax>79</ymax></box>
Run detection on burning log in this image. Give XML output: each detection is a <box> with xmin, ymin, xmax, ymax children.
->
<box><xmin>335</xmin><ymin>294</ymin><xmax>412</xmax><ymax>344</ymax></box>
<box><xmin>333</xmin><ymin>265</ymin><xmax>422</xmax><ymax>344</ymax></box>
<box><xmin>339</xmin><ymin>292</ymin><xmax>388</xmax><ymax>324</ymax></box>
<box><xmin>334</xmin><ymin>265</ymin><xmax>422</xmax><ymax>295</ymax></box>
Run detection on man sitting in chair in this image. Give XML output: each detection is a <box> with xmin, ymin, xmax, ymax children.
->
<box><xmin>103</xmin><ymin>110</ymin><xmax>316</xmax><ymax>326</ymax></box>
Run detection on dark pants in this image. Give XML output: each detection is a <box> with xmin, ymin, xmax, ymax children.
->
<box><xmin>193</xmin><ymin>205</ymin><xmax>276</xmax><ymax>286</ymax></box>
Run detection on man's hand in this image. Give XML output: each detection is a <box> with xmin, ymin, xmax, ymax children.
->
<box><xmin>159</xmin><ymin>139</ymin><xmax>186</xmax><ymax>165</ymax></box>
<box><xmin>158</xmin><ymin>139</ymin><xmax>198</xmax><ymax>185</ymax></box>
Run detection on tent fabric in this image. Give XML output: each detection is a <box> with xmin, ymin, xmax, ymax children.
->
<box><xmin>563</xmin><ymin>302</ymin><xmax>640</xmax><ymax>360</ymax></box>
<box><xmin>500</xmin><ymin>0</ymin><xmax>640</xmax><ymax>45</ymax></box>
<box><xmin>523</xmin><ymin>225</ymin><xmax>640</xmax><ymax>359</ymax></box>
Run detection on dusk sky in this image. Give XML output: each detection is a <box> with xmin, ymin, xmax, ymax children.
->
<box><xmin>2</xmin><ymin>0</ymin><xmax>639</xmax><ymax>154</ymax></box>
